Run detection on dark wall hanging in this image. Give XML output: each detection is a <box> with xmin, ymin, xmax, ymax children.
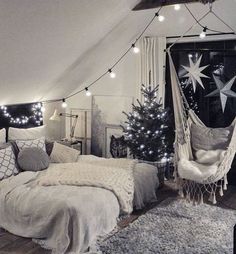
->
<box><xmin>0</xmin><ymin>102</ymin><xmax>43</xmax><ymax>129</ymax></box>
<box><xmin>165</xmin><ymin>39</ymin><xmax>236</xmax><ymax>185</ymax></box>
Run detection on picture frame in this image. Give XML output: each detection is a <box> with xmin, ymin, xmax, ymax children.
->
<box><xmin>104</xmin><ymin>124</ymin><xmax>127</xmax><ymax>158</ymax></box>
<box><xmin>91</xmin><ymin>95</ymin><xmax>134</xmax><ymax>157</ymax></box>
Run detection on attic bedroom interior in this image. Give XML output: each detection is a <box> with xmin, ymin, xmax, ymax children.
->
<box><xmin>0</xmin><ymin>0</ymin><xmax>236</xmax><ymax>253</ymax></box>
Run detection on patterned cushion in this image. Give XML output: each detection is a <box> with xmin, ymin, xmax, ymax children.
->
<box><xmin>16</xmin><ymin>137</ymin><xmax>46</xmax><ymax>152</ymax></box>
<box><xmin>0</xmin><ymin>128</ymin><xmax>6</xmax><ymax>144</ymax></box>
<box><xmin>0</xmin><ymin>146</ymin><xmax>18</xmax><ymax>180</ymax></box>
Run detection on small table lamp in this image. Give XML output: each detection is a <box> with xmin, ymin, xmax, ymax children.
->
<box><xmin>50</xmin><ymin>109</ymin><xmax>78</xmax><ymax>140</ymax></box>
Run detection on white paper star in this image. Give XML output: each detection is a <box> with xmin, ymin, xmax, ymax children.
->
<box><xmin>205</xmin><ymin>74</ymin><xmax>236</xmax><ymax>112</ymax></box>
<box><xmin>182</xmin><ymin>55</ymin><xmax>209</xmax><ymax>92</ymax></box>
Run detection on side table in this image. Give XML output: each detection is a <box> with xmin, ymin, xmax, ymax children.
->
<box><xmin>58</xmin><ymin>139</ymin><xmax>83</xmax><ymax>154</ymax></box>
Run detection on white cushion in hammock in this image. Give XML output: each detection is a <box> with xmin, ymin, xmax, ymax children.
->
<box><xmin>178</xmin><ymin>159</ymin><xmax>219</xmax><ymax>182</ymax></box>
<box><xmin>178</xmin><ymin>149</ymin><xmax>226</xmax><ymax>182</ymax></box>
<box><xmin>195</xmin><ymin>149</ymin><xmax>226</xmax><ymax>165</ymax></box>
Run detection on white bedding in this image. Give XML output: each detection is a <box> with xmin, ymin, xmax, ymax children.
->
<box><xmin>0</xmin><ymin>158</ymin><xmax>159</xmax><ymax>253</ymax></box>
<box><xmin>0</xmin><ymin>171</ymin><xmax>120</xmax><ymax>254</ymax></box>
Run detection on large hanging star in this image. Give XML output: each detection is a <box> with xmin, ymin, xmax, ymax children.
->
<box><xmin>182</xmin><ymin>55</ymin><xmax>209</xmax><ymax>92</ymax></box>
<box><xmin>205</xmin><ymin>74</ymin><xmax>236</xmax><ymax>112</ymax></box>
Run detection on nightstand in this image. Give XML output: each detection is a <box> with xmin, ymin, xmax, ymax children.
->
<box><xmin>58</xmin><ymin>139</ymin><xmax>83</xmax><ymax>154</ymax></box>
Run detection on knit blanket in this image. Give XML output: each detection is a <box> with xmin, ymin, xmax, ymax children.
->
<box><xmin>38</xmin><ymin>160</ymin><xmax>136</xmax><ymax>214</ymax></box>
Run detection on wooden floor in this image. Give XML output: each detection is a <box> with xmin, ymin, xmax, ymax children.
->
<box><xmin>0</xmin><ymin>183</ymin><xmax>235</xmax><ymax>254</ymax></box>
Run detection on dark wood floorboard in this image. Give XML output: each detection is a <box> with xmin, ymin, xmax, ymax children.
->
<box><xmin>0</xmin><ymin>182</ymin><xmax>235</xmax><ymax>254</ymax></box>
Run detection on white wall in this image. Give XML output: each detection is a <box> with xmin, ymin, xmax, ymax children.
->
<box><xmin>65</xmin><ymin>46</ymin><xmax>139</xmax><ymax>153</ymax></box>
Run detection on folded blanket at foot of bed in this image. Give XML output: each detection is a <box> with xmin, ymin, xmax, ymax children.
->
<box><xmin>37</xmin><ymin>161</ymin><xmax>135</xmax><ymax>214</ymax></box>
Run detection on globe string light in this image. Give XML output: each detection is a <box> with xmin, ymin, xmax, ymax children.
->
<box><xmin>1</xmin><ymin>3</ymin><xmax>235</xmax><ymax>110</ymax></box>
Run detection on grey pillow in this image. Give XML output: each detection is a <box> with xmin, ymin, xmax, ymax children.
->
<box><xmin>191</xmin><ymin>123</ymin><xmax>233</xmax><ymax>151</ymax></box>
<box><xmin>18</xmin><ymin>147</ymin><xmax>50</xmax><ymax>171</ymax></box>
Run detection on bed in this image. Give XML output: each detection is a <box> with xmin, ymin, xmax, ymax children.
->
<box><xmin>0</xmin><ymin>155</ymin><xmax>159</xmax><ymax>254</ymax></box>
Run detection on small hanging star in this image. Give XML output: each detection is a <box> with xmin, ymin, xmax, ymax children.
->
<box><xmin>205</xmin><ymin>74</ymin><xmax>236</xmax><ymax>112</ymax></box>
<box><xmin>182</xmin><ymin>55</ymin><xmax>209</xmax><ymax>92</ymax></box>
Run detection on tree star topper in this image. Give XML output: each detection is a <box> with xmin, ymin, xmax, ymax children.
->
<box><xmin>205</xmin><ymin>74</ymin><xmax>236</xmax><ymax>112</ymax></box>
<box><xmin>182</xmin><ymin>55</ymin><xmax>209</xmax><ymax>92</ymax></box>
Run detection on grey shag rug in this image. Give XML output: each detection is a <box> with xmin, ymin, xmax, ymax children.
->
<box><xmin>98</xmin><ymin>198</ymin><xmax>236</xmax><ymax>254</ymax></box>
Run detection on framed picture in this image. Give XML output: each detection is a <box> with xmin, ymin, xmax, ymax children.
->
<box><xmin>104</xmin><ymin>124</ymin><xmax>127</xmax><ymax>158</ymax></box>
<box><xmin>91</xmin><ymin>95</ymin><xmax>133</xmax><ymax>157</ymax></box>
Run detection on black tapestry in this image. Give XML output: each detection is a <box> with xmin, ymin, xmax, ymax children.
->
<box><xmin>165</xmin><ymin>39</ymin><xmax>236</xmax><ymax>185</ymax></box>
<box><xmin>0</xmin><ymin>102</ymin><xmax>43</xmax><ymax>129</ymax></box>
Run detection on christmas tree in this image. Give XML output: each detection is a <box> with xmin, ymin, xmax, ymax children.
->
<box><xmin>122</xmin><ymin>85</ymin><xmax>172</xmax><ymax>162</ymax></box>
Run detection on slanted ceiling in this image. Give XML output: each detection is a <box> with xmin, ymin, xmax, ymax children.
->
<box><xmin>0</xmin><ymin>0</ymin><xmax>235</xmax><ymax>105</ymax></box>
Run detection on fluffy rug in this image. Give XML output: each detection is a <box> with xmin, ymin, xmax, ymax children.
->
<box><xmin>98</xmin><ymin>198</ymin><xmax>236</xmax><ymax>254</ymax></box>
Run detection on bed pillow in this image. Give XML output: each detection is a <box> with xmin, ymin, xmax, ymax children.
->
<box><xmin>191</xmin><ymin>123</ymin><xmax>233</xmax><ymax>151</ymax></box>
<box><xmin>0</xmin><ymin>146</ymin><xmax>19</xmax><ymax>180</ymax></box>
<box><xmin>16</xmin><ymin>137</ymin><xmax>46</xmax><ymax>152</ymax></box>
<box><xmin>0</xmin><ymin>128</ymin><xmax>6</xmax><ymax>144</ymax></box>
<box><xmin>50</xmin><ymin>142</ymin><xmax>80</xmax><ymax>163</ymax></box>
<box><xmin>18</xmin><ymin>147</ymin><xmax>49</xmax><ymax>171</ymax></box>
<box><xmin>8</xmin><ymin>125</ymin><xmax>46</xmax><ymax>141</ymax></box>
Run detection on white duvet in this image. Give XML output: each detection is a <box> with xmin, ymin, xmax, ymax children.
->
<box><xmin>0</xmin><ymin>158</ymin><xmax>158</xmax><ymax>253</ymax></box>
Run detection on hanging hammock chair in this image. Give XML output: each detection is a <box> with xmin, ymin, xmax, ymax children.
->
<box><xmin>165</xmin><ymin>2</ymin><xmax>236</xmax><ymax>204</ymax></box>
<box><xmin>168</xmin><ymin>50</ymin><xmax>236</xmax><ymax>204</ymax></box>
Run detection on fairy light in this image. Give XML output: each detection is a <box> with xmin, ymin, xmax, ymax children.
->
<box><xmin>61</xmin><ymin>98</ymin><xmax>67</xmax><ymax>108</ymax></box>
<box><xmin>158</xmin><ymin>15</ymin><xmax>165</xmax><ymax>22</ymax></box>
<box><xmin>1</xmin><ymin>103</ymin><xmax>44</xmax><ymax>126</ymax></box>
<box><xmin>174</xmin><ymin>4</ymin><xmax>181</xmax><ymax>11</ymax></box>
<box><xmin>199</xmin><ymin>27</ymin><xmax>207</xmax><ymax>39</ymax></box>
<box><xmin>85</xmin><ymin>87</ymin><xmax>92</xmax><ymax>97</ymax></box>
<box><xmin>132</xmin><ymin>44</ymin><xmax>140</xmax><ymax>54</ymax></box>
<box><xmin>108</xmin><ymin>69</ymin><xmax>116</xmax><ymax>78</ymax></box>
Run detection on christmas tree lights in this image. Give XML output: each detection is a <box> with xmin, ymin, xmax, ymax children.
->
<box><xmin>122</xmin><ymin>85</ymin><xmax>172</xmax><ymax>162</ymax></box>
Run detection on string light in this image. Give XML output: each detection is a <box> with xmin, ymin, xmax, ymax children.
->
<box><xmin>61</xmin><ymin>98</ymin><xmax>67</xmax><ymax>108</ymax></box>
<box><xmin>199</xmin><ymin>26</ymin><xmax>207</xmax><ymax>39</ymax></box>
<box><xmin>132</xmin><ymin>44</ymin><xmax>140</xmax><ymax>54</ymax></box>
<box><xmin>1</xmin><ymin>103</ymin><xmax>44</xmax><ymax>126</ymax></box>
<box><xmin>108</xmin><ymin>69</ymin><xmax>116</xmax><ymax>78</ymax></box>
<box><xmin>85</xmin><ymin>87</ymin><xmax>91</xmax><ymax>97</ymax></box>
<box><xmin>158</xmin><ymin>15</ymin><xmax>165</xmax><ymax>22</ymax></box>
<box><xmin>174</xmin><ymin>4</ymin><xmax>181</xmax><ymax>11</ymax></box>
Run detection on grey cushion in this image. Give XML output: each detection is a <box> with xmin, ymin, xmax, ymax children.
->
<box><xmin>18</xmin><ymin>147</ymin><xmax>50</xmax><ymax>171</ymax></box>
<box><xmin>191</xmin><ymin>123</ymin><xmax>233</xmax><ymax>151</ymax></box>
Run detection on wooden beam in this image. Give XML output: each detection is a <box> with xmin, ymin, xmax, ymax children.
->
<box><xmin>132</xmin><ymin>0</ymin><xmax>216</xmax><ymax>11</ymax></box>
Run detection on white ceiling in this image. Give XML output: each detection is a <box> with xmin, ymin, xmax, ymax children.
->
<box><xmin>0</xmin><ymin>0</ymin><xmax>236</xmax><ymax>105</ymax></box>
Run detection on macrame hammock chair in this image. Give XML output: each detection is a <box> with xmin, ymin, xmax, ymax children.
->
<box><xmin>168</xmin><ymin>51</ymin><xmax>236</xmax><ymax>204</ymax></box>
<box><xmin>167</xmin><ymin>4</ymin><xmax>236</xmax><ymax>205</ymax></box>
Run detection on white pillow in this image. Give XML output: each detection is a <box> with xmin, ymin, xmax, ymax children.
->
<box><xmin>16</xmin><ymin>137</ymin><xmax>46</xmax><ymax>152</ymax></box>
<box><xmin>8</xmin><ymin>125</ymin><xmax>46</xmax><ymax>141</ymax></box>
<box><xmin>0</xmin><ymin>128</ymin><xmax>6</xmax><ymax>144</ymax></box>
<box><xmin>195</xmin><ymin>149</ymin><xmax>226</xmax><ymax>165</ymax></box>
<box><xmin>50</xmin><ymin>142</ymin><xmax>80</xmax><ymax>163</ymax></box>
<box><xmin>0</xmin><ymin>146</ymin><xmax>19</xmax><ymax>180</ymax></box>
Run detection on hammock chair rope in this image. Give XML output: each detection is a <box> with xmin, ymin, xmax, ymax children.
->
<box><xmin>167</xmin><ymin>4</ymin><xmax>236</xmax><ymax>204</ymax></box>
